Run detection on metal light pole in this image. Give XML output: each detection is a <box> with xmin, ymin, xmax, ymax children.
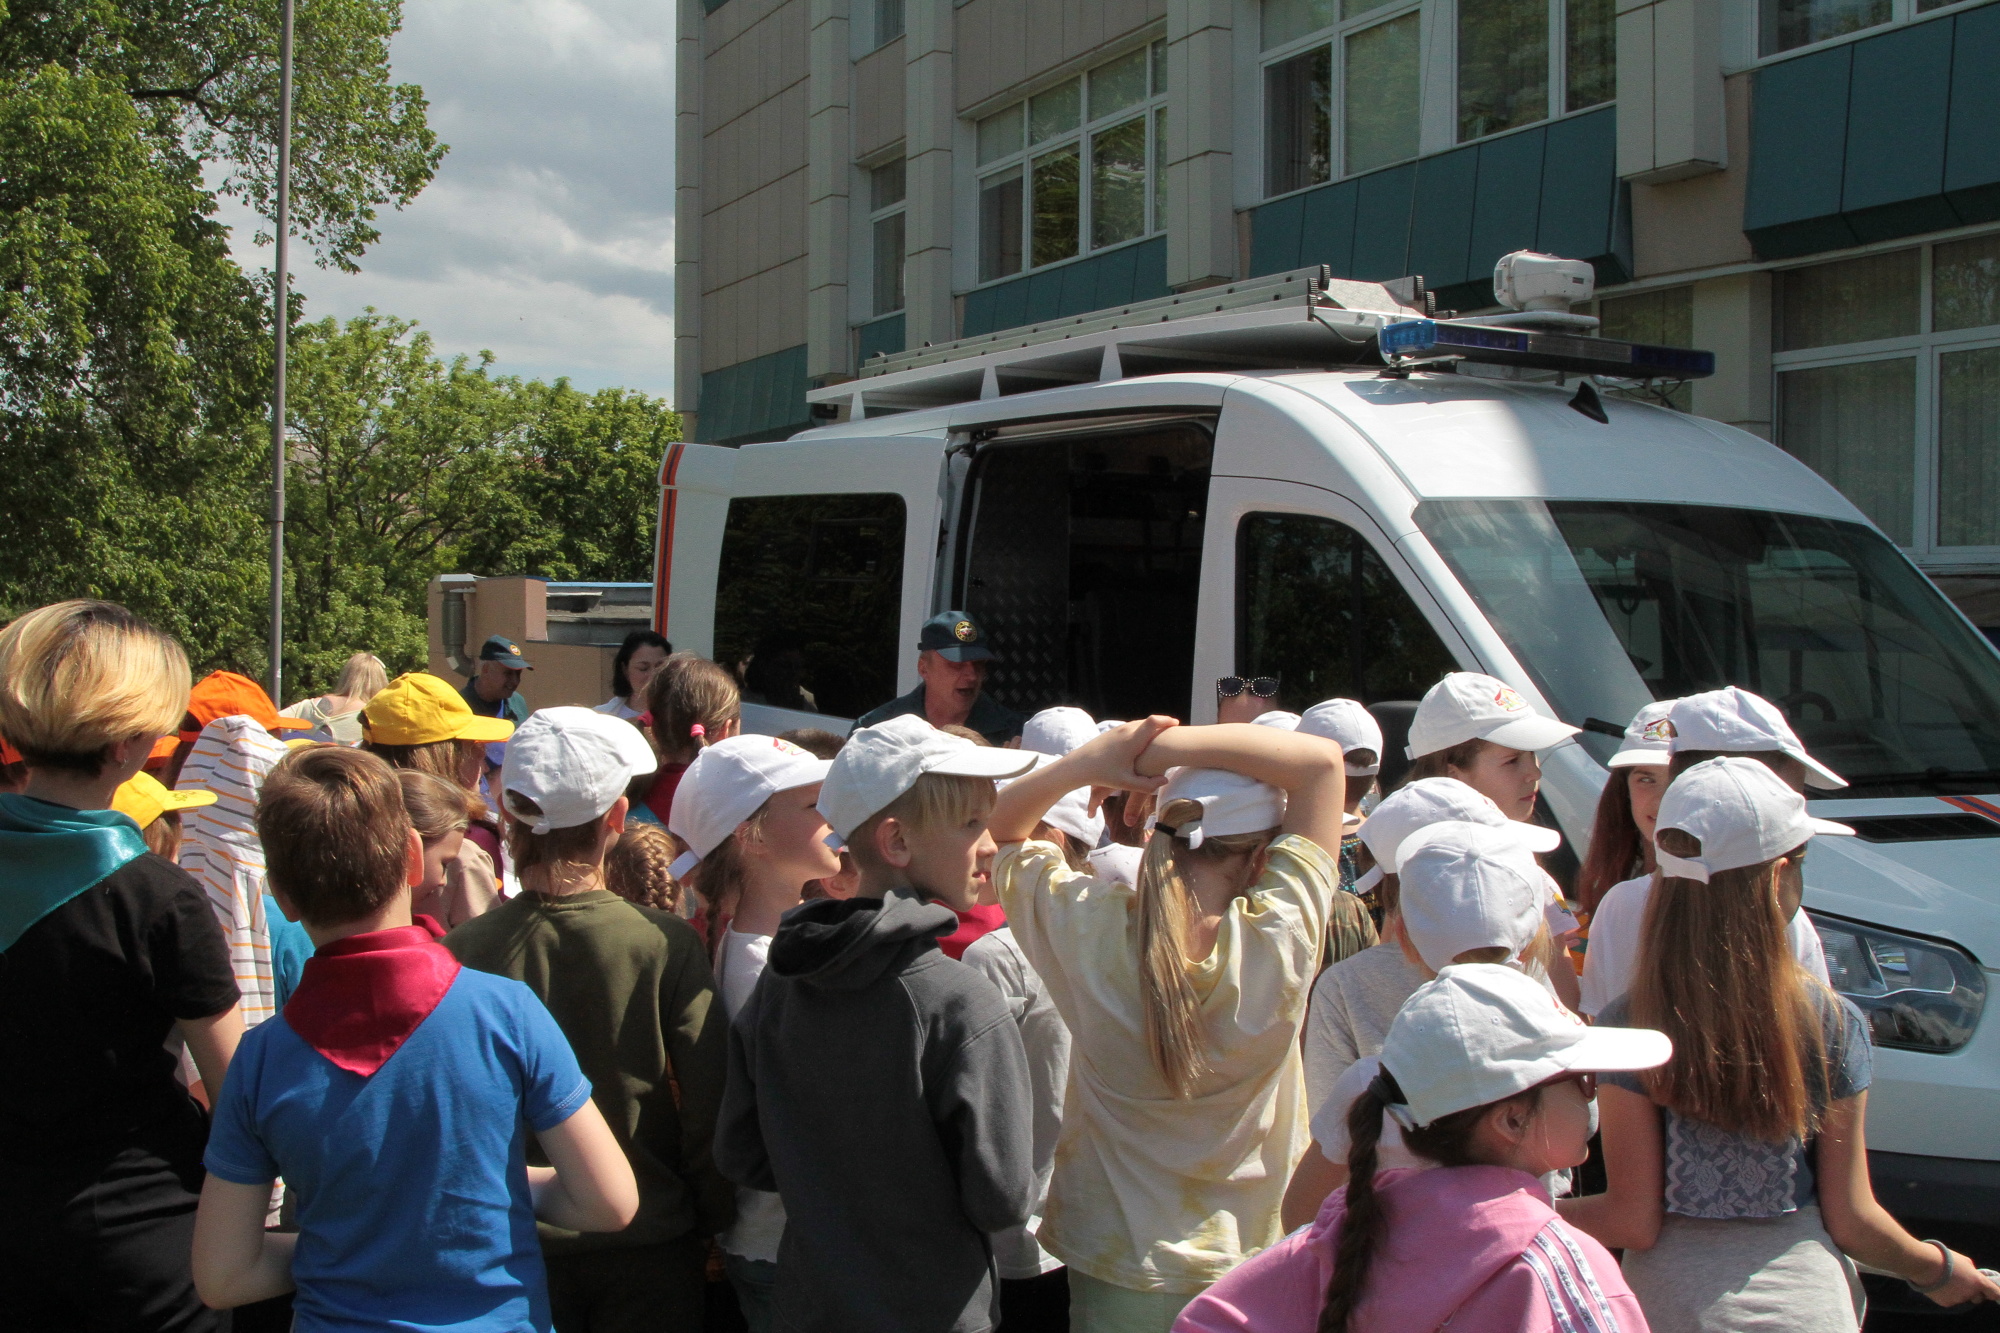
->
<box><xmin>267</xmin><ymin>0</ymin><xmax>295</xmax><ymax>703</ymax></box>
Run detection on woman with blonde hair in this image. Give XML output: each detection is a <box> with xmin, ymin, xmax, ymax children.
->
<box><xmin>988</xmin><ymin>718</ymin><xmax>1345</xmax><ymax>1330</ymax></box>
<box><xmin>281</xmin><ymin>651</ymin><xmax>389</xmax><ymax>743</ymax></box>
<box><xmin>635</xmin><ymin>653</ymin><xmax>741</xmax><ymax>827</ymax></box>
<box><xmin>1563</xmin><ymin>758</ymin><xmax>1999</xmax><ymax>1328</ymax></box>
<box><xmin>0</xmin><ymin>601</ymin><xmax>243</xmax><ymax>1332</ymax></box>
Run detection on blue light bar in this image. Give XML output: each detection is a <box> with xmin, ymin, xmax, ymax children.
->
<box><xmin>1378</xmin><ymin>319</ymin><xmax>1716</xmax><ymax>379</ymax></box>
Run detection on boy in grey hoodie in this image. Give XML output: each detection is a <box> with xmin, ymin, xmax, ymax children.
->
<box><xmin>715</xmin><ymin>716</ymin><xmax>1039</xmax><ymax>1333</ymax></box>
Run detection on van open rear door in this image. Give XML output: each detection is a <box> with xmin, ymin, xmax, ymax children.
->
<box><xmin>656</xmin><ymin>434</ymin><xmax>951</xmax><ymax>733</ymax></box>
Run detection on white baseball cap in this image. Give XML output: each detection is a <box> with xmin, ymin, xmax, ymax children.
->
<box><xmin>1378</xmin><ymin>963</ymin><xmax>1671</xmax><ymax>1129</ymax></box>
<box><xmin>1407</xmin><ymin>672</ymin><xmax>1580</xmax><ymax>760</ymax></box>
<box><xmin>1001</xmin><ymin>752</ymin><xmax>1105</xmax><ymax>847</ymax></box>
<box><xmin>817</xmin><ymin>714</ymin><xmax>1035</xmax><ymax>842</ymax></box>
<box><xmin>1250</xmin><ymin>710</ymin><xmax>1303</xmax><ymax>730</ymax></box>
<box><xmin>667</xmin><ymin>734</ymin><xmax>834</xmax><ymax>877</ymax></box>
<box><xmin>1298</xmin><ymin>699</ymin><xmax>1385</xmax><ymax>776</ymax></box>
<box><xmin>1607</xmin><ymin>699</ymin><xmax>1676</xmax><ymax>769</ymax></box>
<box><xmin>1667</xmin><ymin>687</ymin><xmax>1847</xmax><ymax>790</ymax></box>
<box><xmin>1396</xmin><ymin>822</ymin><xmax>1549</xmax><ymax>972</ymax></box>
<box><xmin>1353</xmin><ymin>777</ymin><xmax>1561</xmax><ymax>892</ymax></box>
<box><xmin>1021</xmin><ymin>706</ymin><xmax>1099</xmax><ymax>757</ymax></box>
<box><xmin>501</xmin><ymin>707</ymin><xmax>659</xmax><ymax>835</ymax></box>
<box><xmin>1156</xmin><ymin>767</ymin><xmax>1285</xmax><ymax>847</ymax></box>
<box><xmin>1653</xmin><ymin>756</ymin><xmax>1853</xmax><ymax>883</ymax></box>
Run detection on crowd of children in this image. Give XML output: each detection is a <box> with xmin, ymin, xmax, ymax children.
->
<box><xmin>2</xmin><ymin>596</ymin><xmax>1997</xmax><ymax>1333</ymax></box>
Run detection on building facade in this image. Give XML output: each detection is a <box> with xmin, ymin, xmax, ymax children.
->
<box><xmin>675</xmin><ymin>0</ymin><xmax>2000</xmax><ymax>624</ymax></box>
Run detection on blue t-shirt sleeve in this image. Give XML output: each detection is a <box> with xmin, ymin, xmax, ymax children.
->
<box><xmin>511</xmin><ymin>985</ymin><xmax>593</xmax><ymax>1133</ymax></box>
<box><xmin>202</xmin><ymin>1036</ymin><xmax>280</xmax><ymax>1185</ymax></box>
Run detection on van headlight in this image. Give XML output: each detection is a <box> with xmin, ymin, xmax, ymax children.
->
<box><xmin>1807</xmin><ymin>912</ymin><xmax>1987</xmax><ymax>1054</ymax></box>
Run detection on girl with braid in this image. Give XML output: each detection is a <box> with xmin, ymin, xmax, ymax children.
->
<box><xmin>1176</xmin><ymin>965</ymin><xmax>1665</xmax><ymax>1333</ymax></box>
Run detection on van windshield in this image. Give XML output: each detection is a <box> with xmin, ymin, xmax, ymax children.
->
<box><xmin>1414</xmin><ymin>500</ymin><xmax>2000</xmax><ymax>797</ymax></box>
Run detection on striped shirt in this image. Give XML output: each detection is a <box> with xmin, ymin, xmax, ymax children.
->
<box><xmin>178</xmin><ymin>716</ymin><xmax>289</xmax><ymax>1027</ymax></box>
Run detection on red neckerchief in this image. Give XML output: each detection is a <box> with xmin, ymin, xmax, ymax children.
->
<box><xmin>938</xmin><ymin>903</ymin><xmax>1007</xmax><ymax>960</ymax></box>
<box><xmin>283</xmin><ymin>916</ymin><xmax>462</xmax><ymax>1076</ymax></box>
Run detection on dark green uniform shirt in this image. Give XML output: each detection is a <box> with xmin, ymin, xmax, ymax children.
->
<box><xmin>853</xmin><ymin>684</ymin><xmax>1027</xmax><ymax>747</ymax></box>
<box><xmin>446</xmin><ymin>890</ymin><xmax>733</xmax><ymax>1250</ymax></box>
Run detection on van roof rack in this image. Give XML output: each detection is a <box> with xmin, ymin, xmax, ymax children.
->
<box><xmin>807</xmin><ymin>262</ymin><xmax>1713</xmax><ymax>420</ymax></box>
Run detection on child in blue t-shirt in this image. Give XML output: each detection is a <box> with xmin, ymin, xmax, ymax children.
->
<box><xmin>192</xmin><ymin>746</ymin><xmax>638</xmax><ymax>1330</ymax></box>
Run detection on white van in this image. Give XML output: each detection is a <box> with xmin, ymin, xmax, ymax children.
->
<box><xmin>657</xmin><ymin>261</ymin><xmax>1999</xmax><ymax>1279</ymax></box>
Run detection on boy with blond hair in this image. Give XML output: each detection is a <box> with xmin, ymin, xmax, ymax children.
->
<box><xmin>715</xmin><ymin>714</ymin><xmax>1038</xmax><ymax>1333</ymax></box>
<box><xmin>192</xmin><ymin>745</ymin><xmax>638</xmax><ymax>1329</ymax></box>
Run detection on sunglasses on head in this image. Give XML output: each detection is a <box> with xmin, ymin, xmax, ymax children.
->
<box><xmin>1217</xmin><ymin>675</ymin><xmax>1281</xmax><ymax>699</ymax></box>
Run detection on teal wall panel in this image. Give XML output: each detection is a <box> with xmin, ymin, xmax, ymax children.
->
<box><xmin>1841</xmin><ymin>19</ymin><xmax>1957</xmax><ymax>242</ymax></box>
<box><xmin>1350</xmin><ymin>163</ymin><xmax>1417</xmax><ymax>279</ymax></box>
<box><xmin>1251</xmin><ymin>192</ymin><xmax>1307</xmax><ymax>276</ymax></box>
<box><xmin>699</xmin><ymin>345</ymin><xmax>810</xmax><ymax>445</ymax></box>
<box><xmin>1299</xmin><ymin>179</ymin><xmax>1359</xmax><ymax>274</ymax></box>
<box><xmin>856</xmin><ymin>314</ymin><xmax>905</xmax><ymax>366</ymax></box>
<box><xmin>1248</xmin><ymin>109</ymin><xmax>1622</xmax><ymax>309</ymax></box>
<box><xmin>1536</xmin><ymin>110</ymin><xmax>1627</xmax><ymax>282</ymax></box>
<box><xmin>1408</xmin><ymin>147</ymin><xmax>1481</xmax><ymax>290</ymax></box>
<box><xmin>959</xmin><ymin>237</ymin><xmax>1170</xmax><ymax>337</ymax></box>
<box><xmin>1748</xmin><ymin>10</ymin><xmax>2000</xmax><ymax>259</ymax></box>
<box><xmin>1946</xmin><ymin>4</ymin><xmax>2000</xmax><ymax>224</ymax></box>
<box><xmin>1745</xmin><ymin>46</ymin><xmax>1855</xmax><ymax>257</ymax></box>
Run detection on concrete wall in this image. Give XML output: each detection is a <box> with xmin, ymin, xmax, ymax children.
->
<box><xmin>953</xmin><ymin>0</ymin><xmax>1164</xmax><ymax>112</ymax></box>
<box><xmin>426</xmin><ymin>577</ymin><xmax>622</xmax><ymax>713</ymax></box>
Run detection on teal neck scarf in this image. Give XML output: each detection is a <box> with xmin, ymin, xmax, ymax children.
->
<box><xmin>0</xmin><ymin>793</ymin><xmax>149</xmax><ymax>951</ymax></box>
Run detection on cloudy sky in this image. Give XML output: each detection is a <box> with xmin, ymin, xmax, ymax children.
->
<box><xmin>223</xmin><ymin>0</ymin><xmax>677</xmax><ymax>397</ymax></box>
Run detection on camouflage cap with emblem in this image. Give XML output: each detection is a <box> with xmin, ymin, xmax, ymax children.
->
<box><xmin>917</xmin><ymin>609</ymin><xmax>995</xmax><ymax>663</ymax></box>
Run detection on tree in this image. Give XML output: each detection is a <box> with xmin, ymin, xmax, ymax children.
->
<box><xmin>277</xmin><ymin>313</ymin><xmax>677</xmax><ymax>695</ymax></box>
<box><xmin>0</xmin><ymin>0</ymin><xmax>442</xmax><ymax>669</ymax></box>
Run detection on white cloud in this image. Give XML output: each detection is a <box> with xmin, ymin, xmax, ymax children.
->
<box><xmin>224</xmin><ymin>0</ymin><xmax>677</xmax><ymax>397</ymax></box>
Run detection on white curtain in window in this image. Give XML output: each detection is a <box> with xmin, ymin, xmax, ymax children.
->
<box><xmin>1938</xmin><ymin>346</ymin><xmax>2000</xmax><ymax>547</ymax></box>
<box><xmin>1779</xmin><ymin>358</ymin><xmax>1915</xmax><ymax>545</ymax></box>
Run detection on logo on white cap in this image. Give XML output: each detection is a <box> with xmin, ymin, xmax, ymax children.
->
<box><xmin>1653</xmin><ymin>756</ymin><xmax>1853</xmax><ymax>883</ymax></box>
<box><xmin>1407</xmin><ymin>673</ymin><xmax>1580</xmax><ymax>761</ymax></box>
<box><xmin>501</xmin><ymin>707</ymin><xmax>659</xmax><ymax>835</ymax></box>
<box><xmin>668</xmin><ymin>735</ymin><xmax>833</xmax><ymax>879</ymax></box>
<box><xmin>1377</xmin><ymin>963</ymin><xmax>1671</xmax><ymax>1129</ymax></box>
<box><xmin>1666</xmin><ymin>687</ymin><xmax>1847</xmax><ymax>790</ymax></box>
<box><xmin>817</xmin><ymin>714</ymin><xmax>1035</xmax><ymax>843</ymax></box>
<box><xmin>1606</xmin><ymin>699</ymin><xmax>1677</xmax><ymax>770</ymax></box>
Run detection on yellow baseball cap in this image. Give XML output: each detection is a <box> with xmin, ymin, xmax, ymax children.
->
<box><xmin>360</xmin><ymin>673</ymin><xmax>516</xmax><ymax>747</ymax></box>
<box><xmin>112</xmin><ymin>772</ymin><xmax>217</xmax><ymax>830</ymax></box>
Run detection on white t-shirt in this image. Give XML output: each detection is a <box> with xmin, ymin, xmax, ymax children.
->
<box><xmin>961</xmin><ymin>926</ymin><xmax>1070</xmax><ymax>1279</ymax></box>
<box><xmin>995</xmin><ymin>834</ymin><xmax>1336</xmax><ymax>1293</ymax></box>
<box><xmin>1301</xmin><ymin>941</ymin><xmax>1428</xmax><ymax>1121</ymax></box>
<box><xmin>1579</xmin><ymin>873</ymin><xmax>1831</xmax><ymax>1017</ymax></box>
<box><xmin>592</xmin><ymin>697</ymin><xmax>642</xmax><ymax>722</ymax></box>
<box><xmin>1085</xmin><ymin>841</ymin><xmax>1144</xmax><ymax>887</ymax></box>
<box><xmin>716</xmin><ymin>926</ymin><xmax>785</xmax><ymax>1262</ymax></box>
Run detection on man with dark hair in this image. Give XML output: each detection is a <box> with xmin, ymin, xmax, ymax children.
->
<box><xmin>855</xmin><ymin>611</ymin><xmax>1026</xmax><ymax>746</ymax></box>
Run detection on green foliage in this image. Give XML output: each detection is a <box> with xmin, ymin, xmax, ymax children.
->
<box><xmin>278</xmin><ymin>313</ymin><xmax>677</xmax><ymax>695</ymax></box>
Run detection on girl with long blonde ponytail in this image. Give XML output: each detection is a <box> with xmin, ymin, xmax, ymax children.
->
<box><xmin>988</xmin><ymin>717</ymin><xmax>1348</xmax><ymax>1329</ymax></box>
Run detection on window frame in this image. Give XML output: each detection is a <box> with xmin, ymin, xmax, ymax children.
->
<box><xmin>865</xmin><ymin>156</ymin><xmax>907</xmax><ymax>319</ymax></box>
<box><xmin>969</xmin><ymin>40</ymin><xmax>1169</xmax><ymax>287</ymax></box>
<box><xmin>1743</xmin><ymin>0</ymin><xmax>1988</xmax><ymax>67</ymax></box>
<box><xmin>1771</xmin><ymin>232</ymin><xmax>2000</xmax><ymax>563</ymax></box>
<box><xmin>1256</xmin><ymin>0</ymin><xmax>1616</xmax><ymax>202</ymax></box>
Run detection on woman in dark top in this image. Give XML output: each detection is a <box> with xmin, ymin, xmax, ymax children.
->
<box><xmin>0</xmin><ymin>600</ymin><xmax>243</xmax><ymax>1332</ymax></box>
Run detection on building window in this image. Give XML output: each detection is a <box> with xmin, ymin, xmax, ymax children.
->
<box><xmin>1260</xmin><ymin>0</ymin><xmax>1613</xmax><ymax>194</ymax></box>
<box><xmin>1597</xmin><ymin>286</ymin><xmax>1694</xmax><ymax>410</ymax></box>
<box><xmin>1759</xmin><ymin>0</ymin><xmax>1971</xmax><ymax>59</ymax></box>
<box><xmin>1773</xmin><ymin>235</ymin><xmax>2000</xmax><ymax>559</ymax></box>
<box><xmin>869</xmin><ymin>158</ymin><xmax>906</xmax><ymax>317</ymax></box>
<box><xmin>874</xmin><ymin>0</ymin><xmax>904</xmax><ymax>47</ymax></box>
<box><xmin>974</xmin><ymin>41</ymin><xmax>1167</xmax><ymax>283</ymax></box>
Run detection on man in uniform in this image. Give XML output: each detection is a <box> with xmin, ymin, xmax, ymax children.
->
<box><xmin>854</xmin><ymin>611</ymin><xmax>1025</xmax><ymax>746</ymax></box>
<box><xmin>460</xmin><ymin>635</ymin><xmax>532</xmax><ymax>727</ymax></box>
